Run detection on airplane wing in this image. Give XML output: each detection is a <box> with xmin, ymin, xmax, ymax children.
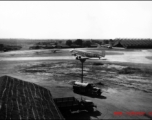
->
<box><xmin>111</xmin><ymin>46</ymin><xmax>125</xmax><ymax>50</ymax></box>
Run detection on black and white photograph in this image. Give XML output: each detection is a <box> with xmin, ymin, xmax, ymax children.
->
<box><xmin>0</xmin><ymin>1</ymin><xmax>152</xmax><ymax>119</ymax></box>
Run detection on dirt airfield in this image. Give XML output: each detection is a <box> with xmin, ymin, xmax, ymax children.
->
<box><xmin>0</xmin><ymin>49</ymin><xmax>152</xmax><ymax>119</ymax></box>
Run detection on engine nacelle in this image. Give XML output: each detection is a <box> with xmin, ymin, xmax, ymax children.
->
<box><xmin>76</xmin><ymin>56</ymin><xmax>81</xmax><ymax>59</ymax></box>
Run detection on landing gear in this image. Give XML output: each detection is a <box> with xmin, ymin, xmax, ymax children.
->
<box><xmin>76</xmin><ymin>56</ymin><xmax>81</xmax><ymax>60</ymax></box>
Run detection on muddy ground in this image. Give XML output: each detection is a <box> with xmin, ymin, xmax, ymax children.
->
<box><xmin>1</xmin><ymin>49</ymin><xmax>152</xmax><ymax>119</ymax></box>
<box><xmin>0</xmin><ymin>59</ymin><xmax>152</xmax><ymax>119</ymax></box>
<box><xmin>16</xmin><ymin>60</ymin><xmax>152</xmax><ymax>93</ymax></box>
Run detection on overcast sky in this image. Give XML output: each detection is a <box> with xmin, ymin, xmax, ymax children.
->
<box><xmin>0</xmin><ymin>1</ymin><xmax>152</xmax><ymax>39</ymax></box>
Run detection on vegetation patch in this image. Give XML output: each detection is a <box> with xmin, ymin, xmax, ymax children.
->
<box><xmin>23</xmin><ymin>69</ymin><xmax>47</xmax><ymax>73</ymax></box>
<box><xmin>118</xmin><ymin>67</ymin><xmax>142</xmax><ymax>74</ymax></box>
<box><xmin>93</xmin><ymin>62</ymin><xmax>104</xmax><ymax>66</ymax></box>
<box><xmin>17</xmin><ymin>60</ymin><xmax>152</xmax><ymax>93</ymax></box>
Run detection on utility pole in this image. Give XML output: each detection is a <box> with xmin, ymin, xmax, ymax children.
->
<box><xmin>78</xmin><ymin>58</ymin><xmax>87</xmax><ymax>83</ymax></box>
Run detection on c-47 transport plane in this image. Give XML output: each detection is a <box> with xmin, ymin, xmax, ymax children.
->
<box><xmin>70</xmin><ymin>48</ymin><xmax>105</xmax><ymax>60</ymax></box>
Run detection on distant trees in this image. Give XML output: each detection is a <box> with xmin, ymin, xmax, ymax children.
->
<box><xmin>65</xmin><ymin>39</ymin><xmax>92</xmax><ymax>47</ymax></box>
<box><xmin>0</xmin><ymin>44</ymin><xmax>4</xmax><ymax>51</ymax></box>
<box><xmin>0</xmin><ymin>44</ymin><xmax>22</xmax><ymax>51</ymax></box>
<box><xmin>66</xmin><ymin>40</ymin><xmax>72</xmax><ymax>46</ymax></box>
<box><xmin>74</xmin><ymin>39</ymin><xmax>83</xmax><ymax>46</ymax></box>
<box><xmin>83</xmin><ymin>40</ymin><xmax>91</xmax><ymax>47</ymax></box>
<box><xmin>0</xmin><ymin>44</ymin><xmax>4</xmax><ymax>49</ymax></box>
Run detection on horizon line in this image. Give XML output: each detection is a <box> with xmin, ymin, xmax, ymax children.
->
<box><xmin>0</xmin><ymin>38</ymin><xmax>152</xmax><ymax>40</ymax></box>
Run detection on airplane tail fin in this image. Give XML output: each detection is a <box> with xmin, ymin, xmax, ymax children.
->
<box><xmin>109</xmin><ymin>42</ymin><xmax>113</xmax><ymax>48</ymax></box>
<box><xmin>97</xmin><ymin>43</ymin><xmax>102</xmax><ymax>49</ymax></box>
<box><xmin>96</xmin><ymin>43</ymin><xmax>106</xmax><ymax>57</ymax></box>
<box><xmin>96</xmin><ymin>43</ymin><xmax>106</xmax><ymax>49</ymax></box>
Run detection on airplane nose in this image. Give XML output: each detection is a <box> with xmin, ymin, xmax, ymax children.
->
<box><xmin>70</xmin><ymin>49</ymin><xmax>74</xmax><ymax>52</ymax></box>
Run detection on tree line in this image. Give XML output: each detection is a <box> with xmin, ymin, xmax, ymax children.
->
<box><xmin>66</xmin><ymin>39</ymin><xmax>92</xmax><ymax>47</ymax></box>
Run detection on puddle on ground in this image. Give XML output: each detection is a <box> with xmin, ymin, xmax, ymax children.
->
<box><xmin>104</xmin><ymin>88</ymin><xmax>118</xmax><ymax>94</ymax></box>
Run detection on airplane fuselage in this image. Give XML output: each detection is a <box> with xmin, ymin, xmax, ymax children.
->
<box><xmin>72</xmin><ymin>50</ymin><xmax>104</xmax><ymax>59</ymax></box>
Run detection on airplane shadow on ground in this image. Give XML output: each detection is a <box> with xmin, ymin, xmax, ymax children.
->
<box><xmin>74</xmin><ymin>92</ymin><xmax>107</xmax><ymax>99</ymax></box>
<box><xmin>62</xmin><ymin>110</ymin><xmax>102</xmax><ymax>120</ymax></box>
<box><xmin>90</xmin><ymin>94</ymin><xmax>107</xmax><ymax>99</ymax></box>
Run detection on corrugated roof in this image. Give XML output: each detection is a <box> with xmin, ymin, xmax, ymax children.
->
<box><xmin>0</xmin><ymin>75</ymin><xmax>64</xmax><ymax>120</ymax></box>
<box><xmin>113</xmin><ymin>39</ymin><xmax>152</xmax><ymax>48</ymax></box>
<box><xmin>74</xmin><ymin>82</ymin><xmax>89</xmax><ymax>87</ymax></box>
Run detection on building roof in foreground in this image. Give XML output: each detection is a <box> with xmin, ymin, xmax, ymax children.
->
<box><xmin>0</xmin><ymin>75</ymin><xmax>64</xmax><ymax>120</ymax></box>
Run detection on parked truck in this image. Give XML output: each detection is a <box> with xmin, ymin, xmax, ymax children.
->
<box><xmin>53</xmin><ymin>97</ymin><xmax>97</xmax><ymax>113</ymax></box>
<box><xmin>73</xmin><ymin>82</ymin><xmax>102</xmax><ymax>96</ymax></box>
